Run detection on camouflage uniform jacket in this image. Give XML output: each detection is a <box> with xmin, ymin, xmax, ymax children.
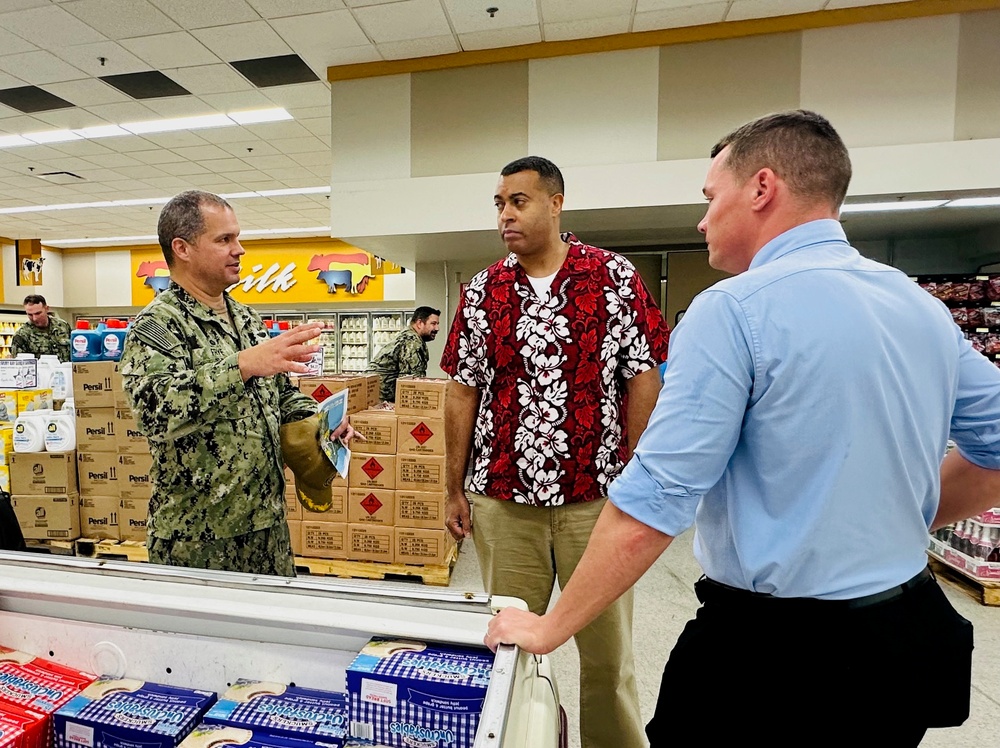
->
<box><xmin>10</xmin><ymin>315</ymin><xmax>71</xmax><ymax>361</ymax></box>
<box><xmin>368</xmin><ymin>327</ymin><xmax>428</xmax><ymax>402</ymax></box>
<box><xmin>120</xmin><ymin>281</ymin><xmax>317</xmax><ymax>542</ymax></box>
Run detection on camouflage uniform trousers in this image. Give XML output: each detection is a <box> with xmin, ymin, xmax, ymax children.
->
<box><xmin>147</xmin><ymin>523</ymin><xmax>295</xmax><ymax>577</ymax></box>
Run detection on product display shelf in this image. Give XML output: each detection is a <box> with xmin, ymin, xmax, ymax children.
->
<box><xmin>0</xmin><ymin>316</ymin><xmax>25</xmax><ymax>359</ymax></box>
<box><xmin>294</xmin><ymin>544</ymin><xmax>459</xmax><ymax>587</ymax></box>
<box><xmin>927</xmin><ymin>552</ymin><xmax>1000</xmax><ymax>607</ymax></box>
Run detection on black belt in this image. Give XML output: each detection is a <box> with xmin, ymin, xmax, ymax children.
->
<box><xmin>695</xmin><ymin>566</ymin><xmax>934</xmax><ymax>610</ymax></box>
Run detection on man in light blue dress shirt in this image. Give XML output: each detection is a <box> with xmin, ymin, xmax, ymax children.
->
<box><xmin>486</xmin><ymin>110</ymin><xmax>1000</xmax><ymax>744</ymax></box>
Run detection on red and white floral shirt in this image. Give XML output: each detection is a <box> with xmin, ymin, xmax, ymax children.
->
<box><xmin>441</xmin><ymin>234</ymin><xmax>670</xmax><ymax>506</ymax></box>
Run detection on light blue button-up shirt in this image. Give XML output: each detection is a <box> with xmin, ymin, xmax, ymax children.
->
<box><xmin>611</xmin><ymin>219</ymin><xmax>1000</xmax><ymax>599</ymax></box>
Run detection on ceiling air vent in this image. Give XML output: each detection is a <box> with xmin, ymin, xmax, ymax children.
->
<box><xmin>36</xmin><ymin>171</ymin><xmax>85</xmax><ymax>185</ymax></box>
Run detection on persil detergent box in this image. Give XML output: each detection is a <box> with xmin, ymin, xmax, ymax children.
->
<box><xmin>345</xmin><ymin>638</ymin><xmax>493</xmax><ymax>748</ymax></box>
<box><xmin>0</xmin><ymin>647</ymin><xmax>94</xmax><ymax>717</ymax></box>
<box><xmin>202</xmin><ymin>680</ymin><xmax>348</xmax><ymax>746</ymax></box>
<box><xmin>178</xmin><ymin>723</ymin><xmax>345</xmax><ymax>748</ymax></box>
<box><xmin>0</xmin><ymin>702</ymin><xmax>48</xmax><ymax>748</ymax></box>
<box><xmin>53</xmin><ymin>678</ymin><xmax>217</xmax><ymax>748</ymax></box>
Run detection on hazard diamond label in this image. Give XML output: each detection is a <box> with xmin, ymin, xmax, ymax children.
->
<box><xmin>410</xmin><ymin>422</ymin><xmax>434</xmax><ymax>445</ymax></box>
<box><xmin>360</xmin><ymin>493</ymin><xmax>383</xmax><ymax>515</ymax></box>
<box><xmin>362</xmin><ymin>458</ymin><xmax>384</xmax><ymax>480</ymax></box>
<box><xmin>310</xmin><ymin>384</ymin><xmax>333</xmax><ymax>403</ymax></box>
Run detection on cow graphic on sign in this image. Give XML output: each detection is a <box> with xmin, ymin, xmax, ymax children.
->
<box><xmin>136</xmin><ymin>260</ymin><xmax>171</xmax><ymax>294</ymax></box>
<box><xmin>308</xmin><ymin>251</ymin><xmax>374</xmax><ymax>294</ymax></box>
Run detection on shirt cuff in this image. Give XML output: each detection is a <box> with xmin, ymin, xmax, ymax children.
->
<box><xmin>609</xmin><ymin>455</ymin><xmax>700</xmax><ymax>538</ymax></box>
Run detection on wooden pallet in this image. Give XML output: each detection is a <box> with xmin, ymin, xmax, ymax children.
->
<box><xmin>75</xmin><ymin>538</ymin><xmax>149</xmax><ymax>563</ymax></box>
<box><xmin>23</xmin><ymin>538</ymin><xmax>76</xmax><ymax>556</ymax></box>
<box><xmin>295</xmin><ymin>545</ymin><xmax>458</xmax><ymax>586</ymax></box>
<box><xmin>929</xmin><ymin>555</ymin><xmax>1000</xmax><ymax>606</ymax></box>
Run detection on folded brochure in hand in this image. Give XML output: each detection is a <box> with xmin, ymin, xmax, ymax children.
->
<box><xmin>319</xmin><ymin>388</ymin><xmax>351</xmax><ymax>479</ymax></box>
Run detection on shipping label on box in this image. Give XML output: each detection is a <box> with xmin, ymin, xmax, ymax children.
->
<box><xmin>114</xmin><ymin>409</ymin><xmax>149</xmax><ymax>454</ymax></box>
<box><xmin>348</xmin><ymin>453</ymin><xmax>396</xmax><ymax>490</ymax></box>
<box><xmin>0</xmin><ymin>358</ymin><xmax>37</xmax><ymax>390</ymax></box>
<box><xmin>12</xmin><ymin>494</ymin><xmax>80</xmax><ymax>540</ymax></box>
<box><xmin>10</xmin><ymin>452</ymin><xmax>78</xmax><ymax>495</ymax></box>
<box><xmin>301</xmin><ymin>521</ymin><xmax>347</xmax><ymax>560</ymax></box>
<box><xmin>346</xmin><ymin>638</ymin><xmax>492</xmax><ymax>748</ymax></box>
<box><xmin>348</xmin><ymin>524</ymin><xmax>393</xmax><ymax>563</ymax></box>
<box><xmin>75</xmin><ymin>408</ymin><xmax>116</xmax><ymax>452</ymax></box>
<box><xmin>395</xmin><ymin>456</ymin><xmax>445</xmax><ymax>493</ymax></box>
<box><xmin>347</xmin><ymin>489</ymin><xmax>394</xmax><ymax>526</ymax></box>
<box><xmin>395</xmin><ymin>528</ymin><xmax>455</xmax><ymax>566</ymax></box>
<box><xmin>394</xmin><ymin>378</ymin><xmax>447</xmax><ymax>417</ymax></box>
<box><xmin>0</xmin><ymin>646</ymin><xmax>95</xmax><ymax>716</ymax></box>
<box><xmin>54</xmin><ymin>678</ymin><xmax>216</xmax><ymax>748</ymax></box>
<box><xmin>118</xmin><ymin>453</ymin><xmax>152</xmax><ymax>500</ymax></box>
<box><xmin>71</xmin><ymin>363</ymin><xmax>117</xmax><ymax>408</ymax></box>
<box><xmin>287</xmin><ymin>519</ymin><xmax>302</xmax><ymax>556</ymax></box>
<box><xmin>80</xmin><ymin>496</ymin><xmax>120</xmax><ymax>541</ymax></box>
<box><xmin>364</xmin><ymin>374</ymin><xmax>380</xmax><ymax>408</ymax></box>
<box><xmin>77</xmin><ymin>452</ymin><xmax>119</xmax><ymax>497</ymax></box>
<box><xmin>284</xmin><ymin>490</ymin><xmax>301</xmax><ymax>521</ymax></box>
<box><xmin>202</xmin><ymin>680</ymin><xmax>347</xmax><ymax>745</ymax></box>
<box><xmin>118</xmin><ymin>498</ymin><xmax>149</xmax><ymax>542</ymax></box>
<box><xmin>300</xmin><ymin>487</ymin><xmax>347</xmax><ymax>522</ymax></box>
<box><xmin>348</xmin><ymin>410</ymin><xmax>397</xmax><ymax>455</ymax></box>
<box><xmin>396</xmin><ymin>417</ymin><xmax>445</xmax><ymax>456</ymax></box>
<box><xmin>394</xmin><ymin>491</ymin><xmax>446</xmax><ymax>530</ymax></box>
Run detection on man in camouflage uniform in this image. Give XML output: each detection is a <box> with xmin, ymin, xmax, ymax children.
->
<box><xmin>367</xmin><ymin>306</ymin><xmax>440</xmax><ymax>402</ymax></box>
<box><xmin>121</xmin><ymin>190</ymin><xmax>343</xmax><ymax>577</ymax></box>
<box><xmin>11</xmin><ymin>294</ymin><xmax>71</xmax><ymax>361</ymax></box>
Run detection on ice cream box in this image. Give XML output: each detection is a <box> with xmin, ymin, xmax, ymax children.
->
<box><xmin>0</xmin><ymin>647</ymin><xmax>94</xmax><ymax>716</ymax></box>
<box><xmin>178</xmin><ymin>723</ymin><xmax>345</xmax><ymax>748</ymax></box>
<box><xmin>0</xmin><ymin>702</ymin><xmax>47</xmax><ymax>748</ymax></box>
<box><xmin>54</xmin><ymin>678</ymin><xmax>216</xmax><ymax>748</ymax></box>
<box><xmin>202</xmin><ymin>680</ymin><xmax>348</xmax><ymax>746</ymax></box>
<box><xmin>345</xmin><ymin>638</ymin><xmax>493</xmax><ymax>748</ymax></box>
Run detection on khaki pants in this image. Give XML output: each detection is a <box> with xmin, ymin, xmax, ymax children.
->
<box><xmin>471</xmin><ymin>494</ymin><xmax>645</xmax><ymax>748</ymax></box>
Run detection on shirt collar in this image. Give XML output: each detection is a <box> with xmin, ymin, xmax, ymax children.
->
<box><xmin>503</xmin><ymin>232</ymin><xmax>585</xmax><ymax>270</ymax></box>
<box><xmin>749</xmin><ymin>219</ymin><xmax>849</xmax><ymax>270</ymax></box>
<box><xmin>169</xmin><ymin>280</ymin><xmax>231</xmax><ymax>324</ymax></box>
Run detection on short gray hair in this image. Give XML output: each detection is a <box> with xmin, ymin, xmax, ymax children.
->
<box><xmin>157</xmin><ymin>190</ymin><xmax>232</xmax><ymax>266</ymax></box>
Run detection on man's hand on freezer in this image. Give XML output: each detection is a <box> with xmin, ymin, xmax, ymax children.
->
<box><xmin>484</xmin><ymin>608</ymin><xmax>559</xmax><ymax>655</ymax></box>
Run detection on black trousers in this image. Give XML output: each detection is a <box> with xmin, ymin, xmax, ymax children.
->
<box><xmin>646</xmin><ymin>571</ymin><xmax>972</xmax><ymax>747</ymax></box>
<box><xmin>0</xmin><ymin>491</ymin><xmax>26</xmax><ymax>552</ymax></box>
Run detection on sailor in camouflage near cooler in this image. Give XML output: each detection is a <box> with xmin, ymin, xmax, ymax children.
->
<box><xmin>10</xmin><ymin>294</ymin><xmax>71</xmax><ymax>361</ymax></box>
<box><xmin>366</xmin><ymin>306</ymin><xmax>440</xmax><ymax>402</ymax></box>
<box><xmin>120</xmin><ymin>190</ymin><xmax>352</xmax><ymax>576</ymax></box>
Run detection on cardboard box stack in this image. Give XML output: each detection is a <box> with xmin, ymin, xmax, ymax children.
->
<box><xmin>72</xmin><ymin>362</ymin><xmax>152</xmax><ymax>543</ymax></box>
<box><xmin>293</xmin><ymin>377</ymin><xmax>453</xmax><ymax>566</ymax></box>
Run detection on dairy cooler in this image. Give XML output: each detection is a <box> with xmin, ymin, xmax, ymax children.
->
<box><xmin>0</xmin><ymin>551</ymin><xmax>564</xmax><ymax>748</ymax></box>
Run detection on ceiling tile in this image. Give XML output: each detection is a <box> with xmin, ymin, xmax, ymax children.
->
<box><xmin>199</xmin><ymin>157</ymin><xmax>255</xmax><ymax>172</ymax></box>
<box><xmin>98</xmin><ymin>135</ymin><xmax>163</xmax><ymax>152</ymax></box>
<box><xmin>240</xmin><ymin>120</ymin><xmax>309</xmax><ymax>139</ymax></box>
<box><xmin>84</xmin><ymin>100</ymin><xmax>159</xmax><ymax>123</ymax></box>
<box><xmin>199</xmin><ymin>89</ymin><xmax>275</xmax><ymax>111</ymax></box>
<box><xmin>825</xmin><ymin>0</ymin><xmax>907</xmax><ymax>7</ymax></box>
<box><xmin>299</xmin><ymin>117</ymin><xmax>330</xmax><ymax>137</ymax></box>
<box><xmin>129</xmin><ymin>148</ymin><xmax>187</xmax><ymax>164</ymax></box>
<box><xmin>120</xmin><ymin>32</ymin><xmax>220</xmax><ymax>69</ymax></box>
<box><xmin>101</xmin><ymin>71</ymin><xmax>191</xmax><ymax>99</ymax></box>
<box><xmin>134</xmin><ymin>131</ymin><xmax>209</xmax><ymax>148</ymax></box>
<box><xmin>636</xmin><ymin>0</ymin><xmax>725</xmax><ymax>9</ymax></box>
<box><xmin>284</xmin><ymin>105</ymin><xmax>328</xmax><ymax>120</ymax></box>
<box><xmin>262</xmin><ymin>82</ymin><xmax>330</xmax><ymax>110</ymax></box>
<box><xmin>459</xmin><ymin>25</ymin><xmax>541</xmax><ymax>51</ymax></box>
<box><xmin>61</xmin><ymin>0</ymin><xmax>181</xmax><ymax>39</ymax></box>
<box><xmin>633</xmin><ymin>3</ymin><xmax>728</xmax><ymax>30</ymax></box>
<box><xmin>444</xmin><ymin>0</ymin><xmax>538</xmax><ymax>34</ymax></box>
<box><xmin>354</xmin><ymin>0</ymin><xmax>453</xmax><ymax>43</ymax></box>
<box><xmin>29</xmin><ymin>108</ymin><xmax>109</xmax><ymax>129</ymax></box>
<box><xmin>82</xmin><ymin>152</ymin><xmax>144</xmax><ymax>168</ymax></box>
<box><xmin>0</xmin><ymin>51</ymin><xmax>87</xmax><ymax>85</ymax></box>
<box><xmin>45</xmin><ymin>139</ymin><xmax>114</xmax><ymax>156</ymax></box>
<box><xmin>0</xmin><ymin>70</ymin><xmax>25</xmax><ymax>90</ymax></box>
<box><xmin>147</xmin><ymin>0</ymin><xmax>260</xmax><ymax>29</ymax></box>
<box><xmin>163</xmin><ymin>64</ymin><xmax>253</xmax><ymax>95</ymax></box>
<box><xmin>726</xmin><ymin>0</ymin><xmax>825</xmax><ymax>21</ymax></box>
<box><xmin>50</xmin><ymin>41</ymin><xmax>151</xmax><ymax>77</ymax></box>
<box><xmin>0</xmin><ymin>5</ymin><xmax>107</xmax><ymax>48</ymax></box>
<box><xmin>544</xmin><ymin>16</ymin><xmax>631</xmax><ymax>41</ymax></box>
<box><xmin>109</xmin><ymin>164</ymin><xmax>167</xmax><ymax>180</ymax></box>
<box><xmin>246</xmin><ymin>0</ymin><xmax>345</xmax><ymax>18</ymax></box>
<box><xmin>0</xmin><ymin>25</ymin><xmax>37</xmax><ymax>55</ymax></box>
<box><xmin>0</xmin><ymin>114</ymin><xmax>51</xmax><ymax>132</ymax></box>
<box><xmin>217</xmin><ymin>140</ymin><xmax>281</xmax><ymax>157</ymax></box>
<box><xmin>540</xmin><ymin>0</ymin><xmax>633</xmax><ymax>24</ymax></box>
<box><xmin>0</xmin><ymin>1</ymin><xmax>49</xmax><ymax>11</ymax></box>
<box><xmin>191</xmin><ymin>21</ymin><xmax>291</xmax><ymax>62</ymax></box>
<box><xmin>270</xmin><ymin>136</ymin><xmax>326</xmax><ymax>154</ymax></box>
<box><xmin>141</xmin><ymin>95</ymin><xmax>221</xmax><ymax>117</ymax></box>
<box><xmin>195</xmin><ymin>125</ymin><xmax>266</xmax><ymax>144</ymax></box>
<box><xmin>43</xmin><ymin>79</ymin><xmax>132</xmax><ymax>107</ymax></box>
<box><xmin>269</xmin><ymin>10</ymin><xmax>369</xmax><ymax>55</ymax></box>
<box><xmin>0</xmin><ymin>87</ymin><xmax>74</xmax><ymax>114</ymax></box>
<box><xmin>170</xmin><ymin>144</ymin><xmax>233</xmax><ymax>160</ymax></box>
<box><xmin>243</xmin><ymin>153</ymin><xmax>297</xmax><ymax>169</ymax></box>
<box><xmin>378</xmin><ymin>35</ymin><xmax>459</xmax><ymax>60</ymax></box>
<box><xmin>230</xmin><ymin>54</ymin><xmax>319</xmax><ymax>87</ymax></box>
<box><xmin>142</xmin><ymin>175</ymin><xmax>193</xmax><ymax>189</ymax></box>
<box><xmin>345</xmin><ymin>0</ymin><xmax>411</xmax><ymax>6</ymax></box>
<box><xmin>319</xmin><ymin>45</ymin><xmax>381</xmax><ymax>68</ymax></box>
<box><xmin>156</xmin><ymin>160</ymin><xmax>212</xmax><ymax>176</ymax></box>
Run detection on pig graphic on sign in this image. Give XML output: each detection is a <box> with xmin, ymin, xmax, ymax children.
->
<box><xmin>308</xmin><ymin>251</ymin><xmax>374</xmax><ymax>294</ymax></box>
<box><xmin>136</xmin><ymin>260</ymin><xmax>171</xmax><ymax>294</ymax></box>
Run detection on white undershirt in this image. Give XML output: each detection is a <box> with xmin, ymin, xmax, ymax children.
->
<box><xmin>526</xmin><ymin>271</ymin><xmax>558</xmax><ymax>301</ymax></box>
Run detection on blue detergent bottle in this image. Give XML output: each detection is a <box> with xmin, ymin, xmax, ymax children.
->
<box><xmin>101</xmin><ymin>319</ymin><xmax>128</xmax><ymax>361</ymax></box>
<box><xmin>70</xmin><ymin>321</ymin><xmax>103</xmax><ymax>362</ymax></box>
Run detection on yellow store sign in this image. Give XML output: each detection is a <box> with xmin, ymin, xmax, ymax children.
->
<box><xmin>130</xmin><ymin>238</ymin><xmax>402</xmax><ymax>306</ymax></box>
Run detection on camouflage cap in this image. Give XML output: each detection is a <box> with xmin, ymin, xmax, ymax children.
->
<box><xmin>280</xmin><ymin>414</ymin><xmax>336</xmax><ymax>512</ymax></box>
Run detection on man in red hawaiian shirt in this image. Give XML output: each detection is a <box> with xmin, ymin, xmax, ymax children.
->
<box><xmin>442</xmin><ymin>156</ymin><xmax>670</xmax><ymax>748</ymax></box>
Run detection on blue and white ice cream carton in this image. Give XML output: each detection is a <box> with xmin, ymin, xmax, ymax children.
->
<box><xmin>202</xmin><ymin>681</ymin><xmax>348</xmax><ymax>747</ymax></box>
<box><xmin>178</xmin><ymin>723</ymin><xmax>349</xmax><ymax>748</ymax></box>
<box><xmin>54</xmin><ymin>678</ymin><xmax>217</xmax><ymax>748</ymax></box>
<box><xmin>345</xmin><ymin>638</ymin><xmax>493</xmax><ymax>748</ymax></box>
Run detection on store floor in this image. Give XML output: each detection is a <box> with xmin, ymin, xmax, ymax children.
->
<box><xmin>449</xmin><ymin>529</ymin><xmax>1000</xmax><ymax>747</ymax></box>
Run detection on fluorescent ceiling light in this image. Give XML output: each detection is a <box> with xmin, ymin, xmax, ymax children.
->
<box><xmin>840</xmin><ymin>200</ymin><xmax>947</xmax><ymax>213</ymax></box>
<box><xmin>0</xmin><ymin>187</ymin><xmax>328</xmax><ymax>215</ymax></box>
<box><xmin>73</xmin><ymin>124</ymin><xmax>129</xmax><ymax>139</ymax></box>
<box><xmin>230</xmin><ymin>108</ymin><xmax>294</xmax><ymax>124</ymax></box>
<box><xmin>946</xmin><ymin>197</ymin><xmax>1000</xmax><ymax>208</ymax></box>
<box><xmin>45</xmin><ymin>235</ymin><xmax>158</xmax><ymax>246</ymax></box>
<box><xmin>241</xmin><ymin>226</ymin><xmax>330</xmax><ymax>236</ymax></box>
<box><xmin>122</xmin><ymin>113</ymin><xmax>232</xmax><ymax>135</ymax></box>
<box><xmin>23</xmin><ymin>129</ymin><xmax>82</xmax><ymax>144</ymax></box>
<box><xmin>219</xmin><ymin>191</ymin><xmax>260</xmax><ymax>199</ymax></box>
<box><xmin>0</xmin><ymin>135</ymin><xmax>30</xmax><ymax>148</ymax></box>
<box><xmin>112</xmin><ymin>197</ymin><xmax>172</xmax><ymax>207</ymax></box>
<box><xmin>46</xmin><ymin>226</ymin><xmax>331</xmax><ymax>246</ymax></box>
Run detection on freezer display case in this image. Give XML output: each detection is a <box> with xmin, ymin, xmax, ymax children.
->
<box><xmin>0</xmin><ymin>552</ymin><xmax>564</xmax><ymax>748</ymax></box>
